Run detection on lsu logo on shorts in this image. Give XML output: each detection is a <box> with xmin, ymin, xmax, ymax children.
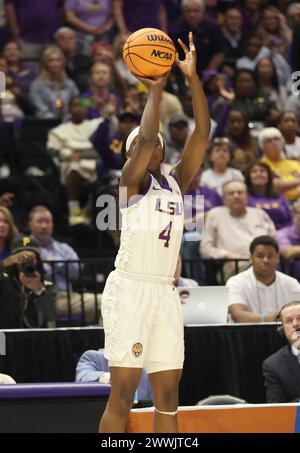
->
<box><xmin>132</xmin><ymin>343</ymin><xmax>143</xmax><ymax>358</ymax></box>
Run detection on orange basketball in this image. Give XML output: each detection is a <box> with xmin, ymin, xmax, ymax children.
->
<box><xmin>123</xmin><ymin>28</ymin><xmax>176</xmax><ymax>78</ymax></box>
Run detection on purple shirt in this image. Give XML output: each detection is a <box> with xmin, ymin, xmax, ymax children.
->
<box><xmin>65</xmin><ymin>0</ymin><xmax>112</xmax><ymax>27</ymax></box>
<box><xmin>122</xmin><ymin>0</ymin><xmax>163</xmax><ymax>32</ymax></box>
<box><xmin>276</xmin><ymin>225</ymin><xmax>300</xmax><ymax>280</ymax></box>
<box><xmin>247</xmin><ymin>194</ymin><xmax>292</xmax><ymax>231</ymax></box>
<box><xmin>9</xmin><ymin>0</ymin><xmax>61</xmax><ymax>44</ymax></box>
<box><xmin>8</xmin><ymin>65</ymin><xmax>37</xmax><ymax>92</ymax></box>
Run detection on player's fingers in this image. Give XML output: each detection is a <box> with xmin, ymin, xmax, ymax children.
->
<box><xmin>189</xmin><ymin>32</ymin><xmax>196</xmax><ymax>53</ymax></box>
<box><xmin>177</xmin><ymin>38</ymin><xmax>189</xmax><ymax>55</ymax></box>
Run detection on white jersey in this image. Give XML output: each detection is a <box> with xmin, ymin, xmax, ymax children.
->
<box><xmin>115</xmin><ymin>173</ymin><xmax>184</xmax><ymax>278</ymax></box>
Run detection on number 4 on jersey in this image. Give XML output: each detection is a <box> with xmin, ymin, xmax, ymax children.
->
<box><xmin>159</xmin><ymin>222</ymin><xmax>173</xmax><ymax>247</ymax></box>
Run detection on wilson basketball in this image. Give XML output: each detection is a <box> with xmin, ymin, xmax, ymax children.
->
<box><xmin>123</xmin><ymin>28</ymin><xmax>176</xmax><ymax>78</ymax></box>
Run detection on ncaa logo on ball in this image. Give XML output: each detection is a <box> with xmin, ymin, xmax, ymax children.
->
<box><xmin>132</xmin><ymin>343</ymin><xmax>143</xmax><ymax>358</ymax></box>
<box><xmin>151</xmin><ymin>49</ymin><xmax>173</xmax><ymax>60</ymax></box>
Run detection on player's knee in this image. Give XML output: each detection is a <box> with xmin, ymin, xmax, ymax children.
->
<box><xmin>154</xmin><ymin>388</ymin><xmax>178</xmax><ymax>412</ymax></box>
<box><xmin>110</xmin><ymin>386</ymin><xmax>136</xmax><ymax>413</ymax></box>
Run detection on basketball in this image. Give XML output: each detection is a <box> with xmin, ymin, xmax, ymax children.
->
<box><xmin>123</xmin><ymin>28</ymin><xmax>176</xmax><ymax>78</ymax></box>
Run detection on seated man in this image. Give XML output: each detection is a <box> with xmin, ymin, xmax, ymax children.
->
<box><xmin>262</xmin><ymin>301</ymin><xmax>300</xmax><ymax>403</ymax></box>
<box><xmin>75</xmin><ymin>348</ymin><xmax>152</xmax><ymax>402</ymax></box>
<box><xmin>47</xmin><ymin>97</ymin><xmax>103</xmax><ymax>225</ymax></box>
<box><xmin>200</xmin><ymin>180</ymin><xmax>276</xmax><ymax>281</ymax></box>
<box><xmin>28</xmin><ymin>205</ymin><xmax>101</xmax><ymax>325</ymax></box>
<box><xmin>227</xmin><ymin>236</ymin><xmax>300</xmax><ymax>323</ymax></box>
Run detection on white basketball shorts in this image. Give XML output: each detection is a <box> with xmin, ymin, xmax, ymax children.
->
<box><xmin>101</xmin><ymin>270</ymin><xmax>184</xmax><ymax>374</ymax></box>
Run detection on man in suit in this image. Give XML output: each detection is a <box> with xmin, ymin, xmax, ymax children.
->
<box><xmin>262</xmin><ymin>301</ymin><xmax>300</xmax><ymax>403</ymax></box>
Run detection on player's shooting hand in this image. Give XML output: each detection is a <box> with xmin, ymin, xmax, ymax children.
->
<box><xmin>176</xmin><ymin>31</ymin><xmax>197</xmax><ymax>81</ymax></box>
<box><xmin>135</xmin><ymin>72</ymin><xmax>169</xmax><ymax>91</ymax></box>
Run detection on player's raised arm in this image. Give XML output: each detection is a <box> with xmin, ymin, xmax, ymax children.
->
<box><xmin>120</xmin><ymin>75</ymin><xmax>167</xmax><ymax>189</ymax></box>
<box><xmin>173</xmin><ymin>32</ymin><xmax>211</xmax><ymax>193</ymax></box>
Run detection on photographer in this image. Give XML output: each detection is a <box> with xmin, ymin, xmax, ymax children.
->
<box><xmin>0</xmin><ymin>237</ymin><xmax>56</xmax><ymax>329</ymax></box>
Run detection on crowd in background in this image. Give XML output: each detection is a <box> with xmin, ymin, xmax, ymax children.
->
<box><xmin>1</xmin><ymin>0</ymin><xmax>300</xmax><ymax>327</ymax></box>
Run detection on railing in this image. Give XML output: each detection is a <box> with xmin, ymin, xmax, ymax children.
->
<box><xmin>41</xmin><ymin>258</ymin><xmax>258</xmax><ymax>326</ymax></box>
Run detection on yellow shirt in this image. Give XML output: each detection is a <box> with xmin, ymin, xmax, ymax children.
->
<box><xmin>261</xmin><ymin>156</ymin><xmax>300</xmax><ymax>201</ymax></box>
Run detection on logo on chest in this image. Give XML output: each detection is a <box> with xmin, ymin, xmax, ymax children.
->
<box><xmin>155</xmin><ymin>198</ymin><xmax>183</xmax><ymax>216</ymax></box>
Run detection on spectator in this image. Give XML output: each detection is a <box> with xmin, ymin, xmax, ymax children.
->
<box><xmin>47</xmin><ymin>97</ymin><xmax>103</xmax><ymax>225</ymax></box>
<box><xmin>171</xmin><ymin>0</ymin><xmax>224</xmax><ymax>79</ymax></box>
<box><xmin>231</xmin><ymin>69</ymin><xmax>280</xmax><ymax>126</ymax></box>
<box><xmin>224</xmin><ymin>109</ymin><xmax>258</xmax><ymax>173</ymax></box>
<box><xmin>80</xmin><ymin>61</ymin><xmax>118</xmax><ymax>119</ymax></box>
<box><xmin>55</xmin><ymin>27</ymin><xmax>92</xmax><ymax>93</ymax></box>
<box><xmin>236</xmin><ymin>34</ymin><xmax>291</xmax><ymax>86</ymax></box>
<box><xmin>221</xmin><ymin>7</ymin><xmax>244</xmax><ymax>66</ymax></box>
<box><xmin>4</xmin><ymin>0</ymin><xmax>61</xmax><ymax>61</ymax></box>
<box><xmin>28</xmin><ymin>206</ymin><xmax>101</xmax><ymax>324</ymax></box>
<box><xmin>2</xmin><ymin>40</ymin><xmax>36</xmax><ymax>92</ymax></box>
<box><xmin>200</xmin><ymin>137</ymin><xmax>244</xmax><ymax>196</ymax></box>
<box><xmin>227</xmin><ymin>236</ymin><xmax>300</xmax><ymax>323</ymax></box>
<box><xmin>0</xmin><ymin>55</ymin><xmax>24</xmax><ymax>122</ymax></box>
<box><xmin>92</xmin><ymin>40</ymin><xmax>126</xmax><ymax>96</ymax></box>
<box><xmin>277</xmin><ymin>202</ymin><xmax>300</xmax><ymax>281</ymax></box>
<box><xmin>257</xmin><ymin>6</ymin><xmax>292</xmax><ymax>56</ymax></box>
<box><xmin>246</xmin><ymin>161</ymin><xmax>292</xmax><ymax>231</ymax></box>
<box><xmin>0</xmin><ymin>206</ymin><xmax>18</xmax><ymax>259</ymax></box>
<box><xmin>262</xmin><ymin>301</ymin><xmax>300</xmax><ymax>403</ymax></box>
<box><xmin>240</xmin><ymin>0</ymin><xmax>263</xmax><ymax>32</ymax></box>
<box><xmin>113</xmin><ymin>33</ymin><xmax>138</xmax><ymax>87</ymax></box>
<box><xmin>200</xmin><ymin>180</ymin><xmax>276</xmax><ymax>262</ymax></box>
<box><xmin>259</xmin><ymin>127</ymin><xmax>300</xmax><ymax>202</ymax></box>
<box><xmin>291</xmin><ymin>21</ymin><xmax>300</xmax><ymax>72</ymax></box>
<box><xmin>287</xmin><ymin>3</ymin><xmax>300</xmax><ymax>30</ymax></box>
<box><xmin>92</xmin><ymin>110</ymin><xmax>139</xmax><ymax>184</ymax></box>
<box><xmin>30</xmin><ymin>47</ymin><xmax>79</xmax><ymax>120</ymax></box>
<box><xmin>65</xmin><ymin>0</ymin><xmax>115</xmax><ymax>56</ymax></box>
<box><xmin>0</xmin><ymin>236</ymin><xmax>56</xmax><ymax>329</ymax></box>
<box><xmin>254</xmin><ymin>57</ymin><xmax>288</xmax><ymax>111</ymax></box>
<box><xmin>278</xmin><ymin>111</ymin><xmax>300</xmax><ymax>160</ymax></box>
<box><xmin>76</xmin><ymin>348</ymin><xmax>152</xmax><ymax>401</ymax></box>
<box><xmin>285</xmin><ymin>90</ymin><xmax>300</xmax><ymax>126</ymax></box>
<box><xmin>113</xmin><ymin>0</ymin><xmax>167</xmax><ymax>36</ymax></box>
<box><xmin>165</xmin><ymin>114</ymin><xmax>189</xmax><ymax>165</ymax></box>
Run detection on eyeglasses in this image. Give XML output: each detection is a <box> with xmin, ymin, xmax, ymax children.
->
<box><xmin>212</xmin><ymin>137</ymin><xmax>232</xmax><ymax>146</ymax></box>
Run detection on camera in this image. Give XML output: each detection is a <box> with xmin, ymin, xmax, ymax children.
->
<box><xmin>20</xmin><ymin>262</ymin><xmax>37</xmax><ymax>277</ymax></box>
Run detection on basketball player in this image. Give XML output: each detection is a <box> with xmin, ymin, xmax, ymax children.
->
<box><xmin>99</xmin><ymin>32</ymin><xmax>210</xmax><ymax>433</ymax></box>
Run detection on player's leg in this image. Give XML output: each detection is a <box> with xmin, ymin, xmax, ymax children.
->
<box><xmin>99</xmin><ymin>366</ymin><xmax>142</xmax><ymax>433</ymax></box>
<box><xmin>148</xmin><ymin>369</ymin><xmax>182</xmax><ymax>433</ymax></box>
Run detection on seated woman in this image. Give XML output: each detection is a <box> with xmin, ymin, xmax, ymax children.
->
<box><xmin>200</xmin><ymin>137</ymin><xmax>244</xmax><ymax>196</ymax></box>
<box><xmin>30</xmin><ymin>47</ymin><xmax>79</xmax><ymax>120</ymax></box>
<box><xmin>80</xmin><ymin>61</ymin><xmax>119</xmax><ymax>119</ymax></box>
<box><xmin>245</xmin><ymin>161</ymin><xmax>292</xmax><ymax>230</ymax></box>
<box><xmin>0</xmin><ymin>206</ymin><xmax>18</xmax><ymax>259</ymax></box>
<box><xmin>254</xmin><ymin>57</ymin><xmax>287</xmax><ymax>111</ymax></box>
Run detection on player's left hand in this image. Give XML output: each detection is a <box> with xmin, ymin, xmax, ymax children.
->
<box><xmin>176</xmin><ymin>31</ymin><xmax>197</xmax><ymax>80</ymax></box>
